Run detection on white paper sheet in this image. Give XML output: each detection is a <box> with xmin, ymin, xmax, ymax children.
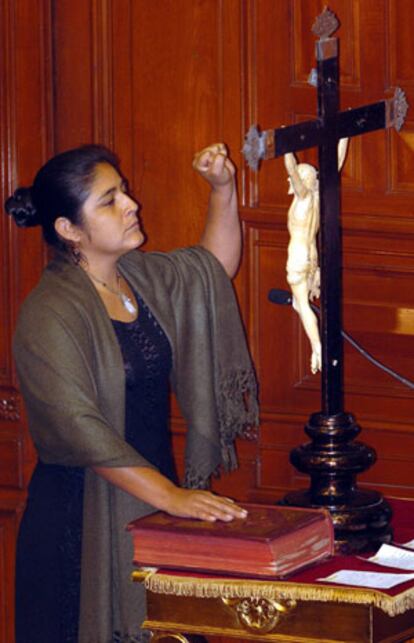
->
<box><xmin>317</xmin><ymin>569</ymin><xmax>414</xmax><ymax>589</ymax></box>
<box><xmin>367</xmin><ymin>543</ymin><xmax>414</xmax><ymax>570</ymax></box>
<box><xmin>401</xmin><ymin>539</ymin><xmax>414</xmax><ymax>550</ymax></box>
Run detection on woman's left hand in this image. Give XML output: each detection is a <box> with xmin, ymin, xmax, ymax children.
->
<box><xmin>193</xmin><ymin>143</ymin><xmax>235</xmax><ymax>189</ymax></box>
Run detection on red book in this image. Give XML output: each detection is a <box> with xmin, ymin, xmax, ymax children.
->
<box><xmin>127</xmin><ymin>503</ymin><xmax>334</xmax><ymax>578</ymax></box>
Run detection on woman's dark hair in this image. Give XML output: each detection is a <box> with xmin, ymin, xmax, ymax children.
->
<box><xmin>4</xmin><ymin>144</ymin><xmax>120</xmax><ymax>256</ymax></box>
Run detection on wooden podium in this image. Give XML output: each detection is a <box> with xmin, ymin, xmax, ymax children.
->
<box><xmin>134</xmin><ymin>570</ymin><xmax>414</xmax><ymax>642</ymax></box>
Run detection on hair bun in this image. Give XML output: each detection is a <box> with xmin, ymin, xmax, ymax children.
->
<box><xmin>4</xmin><ymin>187</ymin><xmax>41</xmax><ymax>228</ymax></box>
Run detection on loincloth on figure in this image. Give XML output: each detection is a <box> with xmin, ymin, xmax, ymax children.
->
<box><xmin>286</xmin><ymin>256</ymin><xmax>320</xmax><ymax>299</ymax></box>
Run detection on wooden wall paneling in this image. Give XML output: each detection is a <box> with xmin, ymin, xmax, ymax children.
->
<box><xmin>0</xmin><ymin>2</ymin><xmax>53</xmax><ymax>642</ymax></box>
<box><xmin>358</xmin><ymin>425</ymin><xmax>414</xmax><ymax>497</ymax></box>
<box><xmin>91</xmin><ymin>0</ymin><xmax>115</xmax><ymax>147</ymax></box>
<box><xmin>243</xmin><ymin>0</ymin><xmax>292</xmax><ymax>208</ymax></box>
<box><xmin>53</xmin><ymin>0</ymin><xmax>118</xmax><ymax>151</ymax></box>
<box><xmin>387</xmin><ymin>0</ymin><xmax>414</xmax><ymax>194</ymax></box>
<box><xmin>0</xmin><ymin>0</ymin><xmax>14</xmax><ymax>365</ymax></box>
<box><xmin>53</xmin><ymin>1</ymin><xmax>95</xmax><ymax>148</ymax></box>
<box><xmin>238</xmin><ymin>0</ymin><xmax>414</xmax><ymax>505</ymax></box>
<box><xmin>387</xmin><ymin>0</ymin><xmax>414</xmax><ymax>91</ymax></box>
<box><xmin>112</xmin><ymin>0</ymin><xmax>134</xmax><ymax>178</ymax></box>
<box><xmin>0</xmin><ymin>511</ymin><xmax>18</xmax><ymax>643</ymax></box>
<box><xmin>10</xmin><ymin>1</ymin><xmax>414</xmax><ymax>642</ymax></box>
<box><xmin>53</xmin><ymin>0</ymin><xmax>140</xmax><ymax>186</ymax></box>
<box><xmin>2</xmin><ymin>0</ymin><xmax>53</xmax><ymax>345</ymax></box>
<box><xmin>0</xmin><ymin>0</ymin><xmax>53</xmax><ymax>479</ymax></box>
<box><xmin>338</xmin><ymin>227</ymin><xmax>414</xmax><ymax>499</ymax></box>
<box><xmin>344</xmin><ymin>242</ymin><xmax>414</xmax><ymax>412</ymax></box>
<box><xmin>258</xmin><ymin>417</ymin><xmax>304</xmax><ymax>492</ymax></box>
<box><xmin>128</xmin><ymin>0</ymin><xmax>241</xmax><ymax>252</ymax></box>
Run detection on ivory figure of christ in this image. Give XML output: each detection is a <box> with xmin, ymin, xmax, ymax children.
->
<box><xmin>284</xmin><ymin>138</ymin><xmax>349</xmax><ymax>374</ymax></box>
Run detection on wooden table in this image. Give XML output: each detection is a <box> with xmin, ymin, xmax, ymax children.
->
<box><xmin>131</xmin><ymin>498</ymin><xmax>414</xmax><ymax>642</ymax></box>
<box><xmin>133</xmin><ymin>569</ymin><xmax>414</xmax><ymax>642</ymax></box>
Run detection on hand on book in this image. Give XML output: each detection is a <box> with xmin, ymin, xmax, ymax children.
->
<box><xmin>166</xmin><ymin>488</ymin><xmax>248</xmax><ymax>522</ymax></box>
<box><xmin>92</xmin><ymin>465</ymin><xmax>247</xmax><ymax>522</ymax></box>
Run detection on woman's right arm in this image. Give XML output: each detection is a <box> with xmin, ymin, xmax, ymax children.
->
<box><xmin>93</xmin><ymin>464</ymin><xmax>247</xmax><ymax>522</ymax></box>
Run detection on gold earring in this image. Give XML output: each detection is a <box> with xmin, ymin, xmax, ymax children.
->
<box><xmin>69</xmin><ymin>242</ymin><xmax>81</xmax><ymax>264</ymax></box>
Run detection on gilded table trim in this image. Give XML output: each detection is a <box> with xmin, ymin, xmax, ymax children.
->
<box><xmin>136</xmin><ymin>570</ymin><xmax>414</xmax><ymax>617</ymax></box>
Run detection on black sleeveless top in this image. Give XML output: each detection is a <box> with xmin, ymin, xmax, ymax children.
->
<box><xmin>112</xmin><ymin>290</ymin><xmax>176</xmax><ymax>480</ymax></box>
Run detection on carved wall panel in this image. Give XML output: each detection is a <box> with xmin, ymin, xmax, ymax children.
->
<box><xmin>53</xmin><ymin>0</ymin><xmax>115</xmax><ymax>150</ymax></box>
<box><xmin>0</xmin><ymin>512</ymin><xmax>16</xmax><ymax>643</ymax></box>
<box><xmin>386</xmin><ymin>0</ymin><xmax>414</xmax><ymax>193</ymax></box>
<box><xmin>0</xmin><ymin>0</ymin><xmax>16</xmax><ymax>388</ymax></box>
<box><xmin>0</xmin><ymin>0</ymin><xmax>52</xmax><ymax>392</ymax></box>
<box><xmin>0</xmin><ymin>0</ymin><xmax>52</xmax><ymax>482</ymax></box>
<box><xmin>0</xmin><ymin>434</ymin><xmax>24</xmax><ymax>489</ymax></box>
<box><xmin>0</xmin><ymin>1</ymin><xmax>52</xmax><ymax>641</ymax></box>
<box><xmin>126</xmin><ymin>0</ymin><xmax>243</xmax><ymax>253</ymax></box>
<box><xmin>387</xmin><ymin>0</ymin><xmax>414</xmax><ymax>89</ymax></box>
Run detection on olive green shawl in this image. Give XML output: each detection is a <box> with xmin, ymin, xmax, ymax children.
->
<box><xmin>14</xmin><ymin>245</ymin><xmax>259</xmax><ymax>643</ymax></box>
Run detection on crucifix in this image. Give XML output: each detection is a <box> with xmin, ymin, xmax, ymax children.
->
<box><xmin>243</xmin><ymin>7</ymin><xmax>408</xmax><ymax>552</ymax></box>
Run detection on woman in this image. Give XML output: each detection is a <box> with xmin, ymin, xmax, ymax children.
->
<box><xmin>5</xmin><ymin>142</ymin><xmax>258</xmax><ymax>643</ymax></box>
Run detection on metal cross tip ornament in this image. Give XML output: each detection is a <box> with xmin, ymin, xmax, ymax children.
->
<box><xmin>242</xmin><ymin>125</ymin><xmax>264</xmax><ymax>171</ymax></box>
<box><xmin>311</xmin><ymin>6</ymin><xmax>339</xmax><ymax>40</ymax></box>
<box><xmin>242</xmin><ymin>125</ymin><xmax>275</xmax><ymax>172</ymax></box>
<box><xmin>387</xmin><ymin>86</ymin><xmax>409</xmax><ymax>132</ymax></box>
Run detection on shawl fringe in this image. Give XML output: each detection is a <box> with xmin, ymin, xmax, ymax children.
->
<box><xmin>182</xmin><ymin>368</ymin><xmax>259</xmax><ymax>489</ymax></box>
<box><xmin>218</xmin><ymin>369</ymin><xmax>259</xmax><ymax>444</ymax></box>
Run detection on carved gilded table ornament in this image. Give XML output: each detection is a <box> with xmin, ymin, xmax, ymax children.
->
<box><xmin>221</xmin><ymin>596</ymin><xmax>297</xmax><ymax>634</ymax></box>
<box><xmin>150</xmin><ymin>634</ymin><xmax>189</xmax><ymax>643</ymax></box>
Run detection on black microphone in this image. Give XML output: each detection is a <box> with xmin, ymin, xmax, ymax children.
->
<box><xmin>268</xmin><ymin>289</ymin><xmax>293</xmax><ymax>306</ymax></box>
<box><xmin>269</xmin><ymin>287</ymin><xmax>320</xmax><ymax>315</ymax></box>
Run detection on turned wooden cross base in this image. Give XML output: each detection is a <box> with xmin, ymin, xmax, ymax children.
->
<box><xmin>281</xmin><ymin>412</ymin><xmax>393</xmax><ymax>553</ymax></box>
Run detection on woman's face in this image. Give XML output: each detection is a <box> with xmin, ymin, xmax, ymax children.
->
<box><xmin>77</xmin><ymin>162</ymin><xmax>144</xmax><ymax>262</ymax></box>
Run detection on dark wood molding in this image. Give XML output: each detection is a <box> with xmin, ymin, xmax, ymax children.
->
<box><xmin>91</xmin><ymin>0</ymin><xmax>115</xmax><ymax>147</ymax></box>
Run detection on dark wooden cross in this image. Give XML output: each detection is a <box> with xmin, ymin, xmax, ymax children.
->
<box><xmin>243</xmin><ymin>7</ymin><xmax>408</xmax><ymax>417</ymax></box>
